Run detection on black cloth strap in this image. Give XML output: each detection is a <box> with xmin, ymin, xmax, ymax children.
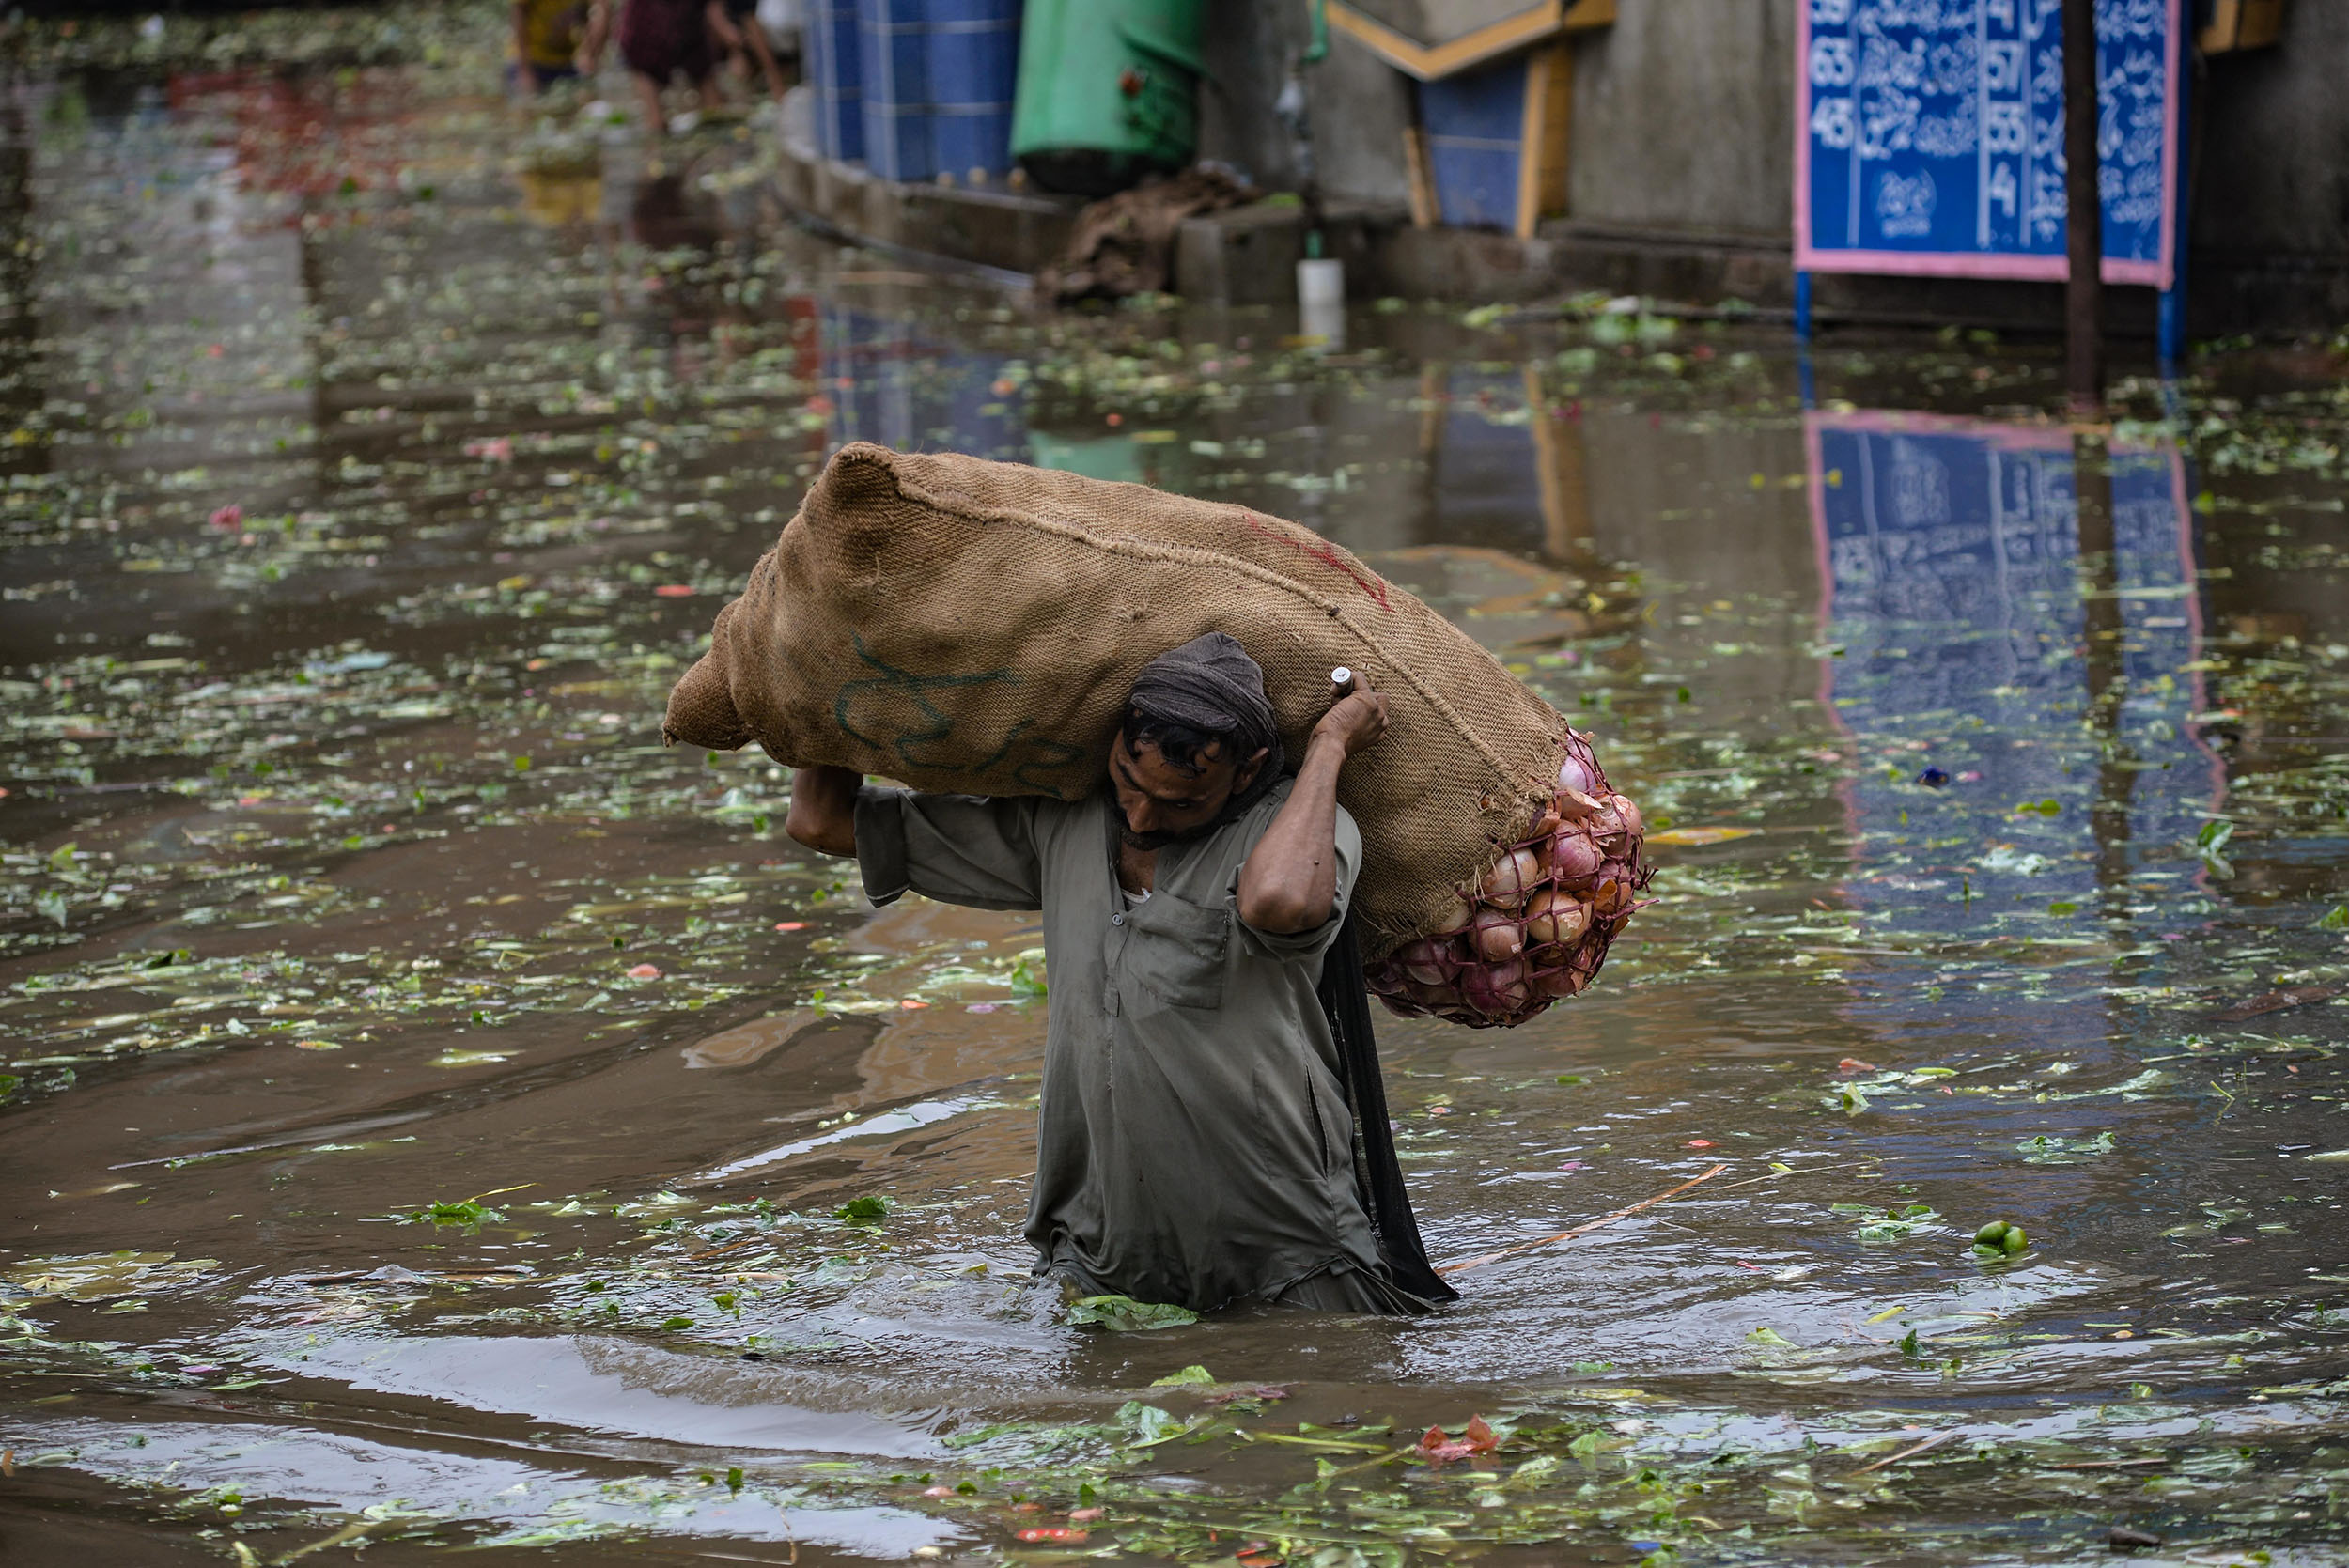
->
<box><xmin>1317</xmin><ymin>909</ymin><xmax>1458</xmax><ymax>1302</ymax></box>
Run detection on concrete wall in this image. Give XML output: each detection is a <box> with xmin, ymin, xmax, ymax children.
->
<box><xmin>1203</xmin><ymin>0</ymin><xmax>1807</xmax><ymax>229</ymax></box>
<box><xmin>1190</xmin><ymin>0</ymin><xmax>2349</xmax><ymax>329</ymax></box>
<box><xmin>1197</xmin><ymin>0</ymin><xmax>1413</xmax><ymax>205</ymax></box>
<box><xmin>1566</xmin><ymin>0</ymin><xmax>1797</xmax><ymax>238</ymax></box>
<box><xmin>2197</xmin><ymin>4</ymin><xmax>2349</xmax><ymax>254</ymax></box>
<box><xmin>2191</xmin><ymin>3</ymin><xmax>2349</xmax><ymax>325</ymax></box>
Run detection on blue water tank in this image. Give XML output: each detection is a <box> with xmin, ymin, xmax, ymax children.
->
<box><xmin>806</xmin><ymin>0</ymin><xmax>864</xmax><ymax>162</ymax></box>
<box><xmin>926</xmin><ymin>0</ymin><xmax>1020</xmax><ymax>179</ymax></box>
<box><xmin>850</xmin><ymin>0</ymin><xmax>1021</xmax><ymax>183</ymax></box>
<box><xmin>859</xmin><ymin>0</ymin><xmax>933</xmax><ymax>181</ymax></box>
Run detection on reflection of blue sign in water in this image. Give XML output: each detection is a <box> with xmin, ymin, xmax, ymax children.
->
<box><xmin>818</xmin><ymin>304</ymin><xmax>1024</xmax><ymax>460</ymax></box>
<box><xmin>1807</xmin><ymin>413</ymin><xmax>2222</xmax><ymax>1026</ymax></box>
<box><xmin>1796</xmin><ymin>0</ymin><xmax>2181</xmax><ymax>287</ymax></box>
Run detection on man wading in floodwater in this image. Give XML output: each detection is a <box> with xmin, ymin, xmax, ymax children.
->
<box><xmin>786</xmin><ymin>632</ymin><xmax>1455</xmax><ymax>1315</ymax></box>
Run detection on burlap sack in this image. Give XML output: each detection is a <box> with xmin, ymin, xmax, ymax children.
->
<box><xmin>663</xmin><ymin>442</ymin><xmax>1571</xmax><ymax>957</ymax></box>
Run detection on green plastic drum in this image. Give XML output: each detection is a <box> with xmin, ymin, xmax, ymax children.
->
<box><xmin>1011</xmin><ymin>0</ymin><xmax>1204</xmax><ymax>196</ymax></box>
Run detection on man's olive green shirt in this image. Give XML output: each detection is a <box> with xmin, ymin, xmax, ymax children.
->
<box><xmin>854</xmin><ymin>780</ymin><xmax>1411</xmax><ymax>1312</ymax></box>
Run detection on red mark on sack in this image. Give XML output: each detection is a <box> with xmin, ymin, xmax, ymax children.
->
<box><xmin>1237</xmin><ymin>512</ymin><xmax>1392</xmax><ymax>610</ymax></box>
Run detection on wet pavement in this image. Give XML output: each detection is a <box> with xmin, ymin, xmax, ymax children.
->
<box><xmin>4</xmin><ymin>8</ymin><xmax>2349</xmax><ymax>1567</ymax></box>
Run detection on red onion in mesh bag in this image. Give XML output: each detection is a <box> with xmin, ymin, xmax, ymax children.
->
<box><xmin>1404</xmin><ymin>975</ymin><xmax>1463</xmax><ymax>1012</ymax></box>
<box><xmin>1397</xmin><ymin>936</ymin><xmax>1456</xmax><ymax>986</ymax></box>
<box><xmin>1549</xmin><ymin>829</ymin><xmax>1603</xmax><ymax>889</ymax></box>
<box><xmin>1477</xmin><ymin>846</ymin><xmax>1542</xmax><ymax>908</ymax></box>
<box><xmin>1556</xmin><ymin>785</ymin><xmax>1605</xmax><ymax>821</ymax></box>
<box><xmin>1371</xmin><ymin>727</ymin><xmax>1646</xmax><ymax>1030</ymax></box>
<box><xmin>1522</xmin><ymin>887</ymin><xmax>1589</xmax><ymax>953</ymax></box>
<box><xmin>1429</xmin><ymin>892</ymin><xmax>1475</xmax><ymax>936</ymax></box>
<box><xmin>1373</xmin><ymin>974</ymin><xmax>1429</xmax><ymax>1016</ymax></box>
<box><xmin>1470</xmin><ymin>907</ymin><xmax>1525</xmax><ymax>962</ymax></box>
<box><xmin>1588</xmin><ymin>868</ymin><xmax>1635</xmax><ymax>918</ymax></box>
<box><xmin>1459</xmin><ymin>957</ymin><xmax>1532</xmax><ymax>1018</ymax></box>
<box><xmin>1534</xmin><ymin>962</ymin><xmax>1585</xmax><ymax>999</ymax></box>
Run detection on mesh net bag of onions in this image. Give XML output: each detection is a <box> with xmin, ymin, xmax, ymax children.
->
<box><xmin>1364</xmin><ymin>730</ymin><xmax>1650</xmax><ymax>1028</ymax></box>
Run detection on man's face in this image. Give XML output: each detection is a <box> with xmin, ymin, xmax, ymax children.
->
<box><xmin>1110</xmin><ymin>734</ymin><xmax>1266</xmax><ymax>849</ymax></box>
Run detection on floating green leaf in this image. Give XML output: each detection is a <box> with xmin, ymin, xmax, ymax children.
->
<box><xmin>832</xmin><ymin>1195</ymin><xmax>889</xmax><ymax>1225</ymax></box>
<box><xmin>1067</xmin><ymin>1295</ymin><xmax>1198</xmax><ymax>1333</ymax></box>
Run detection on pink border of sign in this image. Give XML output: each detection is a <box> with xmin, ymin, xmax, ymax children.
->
<box><xmin>1793</xmin><ymin>0</ymin><xmax>2180</xmax><ymax>289</ymax></box>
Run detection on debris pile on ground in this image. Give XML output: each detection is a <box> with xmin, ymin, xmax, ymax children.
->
<box><xmin>1038</xmin><ymin>168</ymin><xmax>1253</xmax><ymax>303</ymax></box>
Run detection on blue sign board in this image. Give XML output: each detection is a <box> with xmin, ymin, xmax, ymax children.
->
<box><xmin>1797</xmin><ymin>0</ymin><xmax>2182</xmax><ymax>287</ymax></box>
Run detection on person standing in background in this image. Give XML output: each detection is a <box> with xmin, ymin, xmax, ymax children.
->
<box><xmin>510</xmin><ymin>0</ymin><xmax>590</xmax><ymax>94</ymax></box>
<box><xmin>581</xmin><ymin>0</ymin><xmax>723</xmax><ymax>133</ymax></box>
<box><xmin>711</xmin><ymin>0</ymin><xmax>797</xmax><ymax>105</ymax></box>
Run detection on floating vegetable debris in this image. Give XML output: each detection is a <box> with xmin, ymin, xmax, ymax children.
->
<box><xmin>0</xmin><ymin>7</ymin><xmax>2345</xmax><ymax>1563</ymax></box>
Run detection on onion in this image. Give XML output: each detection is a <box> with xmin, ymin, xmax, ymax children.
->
<box><xmin>1398</xmin><ymin>936</ymin><xmax>1455</xmax><ymax>986</ymax></box>
<box><xmin>1403</xmin><ymin>975</ymin><xmax>1463</xmax><ymax>1011</ymax></box>
<box><xmin>1478</xmin><ymin>846</ymin><xmax>1541</xmax><ymax>908</ymax></box>
<box><xmin>1523</xmin><ymin>888</ymin><xmax>1589</xmax><ymax>952</ymax></box>
<box><xmin>1549</xmin><ymin>829</ymin><xmax>1602</xmax><ymax>889</ymax></box>
<box><xmin>1430</xmin><ymin>893</ymin><xmax>1475</xmax><ymax>935</ymax></box>
<box><xmin>1376</xmin><ymin>736</ymin><xmax>1644</xmax><ymax>1027</ymax></box>
<box><xmin>1555</xmin><ymin>786</ymin><xmax>1604</xmax><ymax>821</ymax></box>
<box><xmin>1460</xmin><ymin>958</ymin><xmax>1532</xmax><ymax>1018</ymax></box>
<box><xmin>1470</xmin><ymin>907</ymin><xmax>1525</xmax><ymax>962</ymax></box>
<box><xmin>1589</xmin><ymin>873</ymin><xmax>1629</xmax><ymax>917</ymax></box>
<box><xmin>1534</xmin><ymin>963</ymin><xmax>1584</xmax><ymax>999</ymax></box>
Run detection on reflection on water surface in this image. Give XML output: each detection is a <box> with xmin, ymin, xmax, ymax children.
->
<box><xmin>2</xmin><ymin>10</ymin><xmax>2347</xmax><ymax>1566</ymax></box>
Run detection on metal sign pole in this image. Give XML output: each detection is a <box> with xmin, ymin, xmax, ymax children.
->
<box><xmin>2158</xmin><ymin>8</ymin><xmax>2193</xmax><ymax>370</ymax></box>
<box><xmin>2062</xmin><ymin>0</ymin><xmax>2104</xmax><ymax>411</ymax></box>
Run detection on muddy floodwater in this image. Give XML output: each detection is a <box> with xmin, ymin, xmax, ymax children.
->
<box><xmin>5</xmin><ymin>9</ymin><xmax>2349</xmax><ymax>1567</ymax></box>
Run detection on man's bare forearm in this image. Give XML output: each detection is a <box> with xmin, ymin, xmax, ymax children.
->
<box><xmin>1235</xmin><ymin>734</ymin><xmax>1346</xmax><ymax>933</ymax></box>
<box><xmin>785</xmin><ymin>765</ymin><xmax>862</xmax><ymax>857</ymax></box>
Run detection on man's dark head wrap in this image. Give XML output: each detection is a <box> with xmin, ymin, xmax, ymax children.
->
<box><xmin>1122</xmin><ymin>631</ymin><xmax>1286</xmax><ymax>824</ymax></box>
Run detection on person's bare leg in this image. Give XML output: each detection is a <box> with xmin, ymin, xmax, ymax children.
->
<box><xmin>745</xmin><ymin>23</ymin><xmax>789</xmax><ymax>100</ymax></box>
<box><xmin>701</xmin><ymin>0</ymin><xmax>742</xmax><ymax>107</ymax></box>
<box><xmin>630</xmin><ymin>70</ymin><xmax>665</xmax><ymax>132</ymax></box>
